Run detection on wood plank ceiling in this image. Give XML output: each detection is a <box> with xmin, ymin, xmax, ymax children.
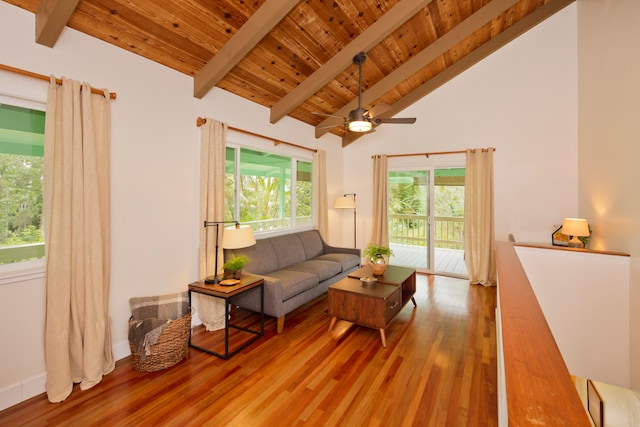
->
<box><xmin>4</xmin><ymin>0</ymin><xmax>575</xmax><ymax>146</ymax></box>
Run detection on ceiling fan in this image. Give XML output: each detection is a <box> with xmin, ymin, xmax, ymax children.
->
<box><xmin>314</xmin><ymin>52</ymin><xmax>416</xmax><ymax>134</ymax></box>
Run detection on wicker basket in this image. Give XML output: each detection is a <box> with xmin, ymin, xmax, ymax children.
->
<box><xmin>129</xmin><ymin>310</ymin><xmax>192</xmax><ymax>372</ymax></box>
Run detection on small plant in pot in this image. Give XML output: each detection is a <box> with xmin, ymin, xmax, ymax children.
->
<box><xmin>222</xmin><ymin>253</ymin><xmax>250</xmax><ymax>279</ymax></box>
<box><xmin>362</xmin><ymin>243</ymin><xmax>394</xmax><ymax>276</ymax></box>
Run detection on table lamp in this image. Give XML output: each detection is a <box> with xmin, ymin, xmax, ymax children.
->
<box><xmin>203</xmin><ymin>221</ymin><xmax>256</xmax><ymax>283</ymax></box>
<box><xmin>562</xmin><ymin>218</ymin><xmax>589</xmax><ymax>248</ymax></box>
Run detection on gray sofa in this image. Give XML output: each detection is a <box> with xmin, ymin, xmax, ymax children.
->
<box><xmin>224</xmin><ymin>230</ymin><xmax>361</xmax><ymax>333</ymax></box>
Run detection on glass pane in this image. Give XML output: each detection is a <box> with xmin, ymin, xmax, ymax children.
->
<box><xmin>224</xmin><ymin>147</ymin><xmax>236</xmax><ymax>221</ymax></box>
<box><xmin>0</xmin><ymin>104</ymin><xmax>45</xmax><ymax>264</ymax></box>
<box><xmin>433</xmin><ymin>167</ymin><xmax>467</xmax><ymax>276</ymax></box>
<box><xmin>239</xmin><ymin>148</ymin><xmax>291</xmax><ymax>231</ymax></box>
<box><xmin>388</xmin><ymin>170</ymin><xmax>430</xmax><ymax>270</ymax></box>
<box><xmin>296</xmin><ymin>160</ymin><xmax>312</xmax><ymax>226</ymax></box>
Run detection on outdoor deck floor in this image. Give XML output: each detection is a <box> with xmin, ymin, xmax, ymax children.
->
<box><xmin>389</xmin><ymin>243</ymin><xmax>468</xmax><ymax>277</ymax></box>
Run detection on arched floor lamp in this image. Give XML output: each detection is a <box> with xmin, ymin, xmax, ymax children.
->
<box><xmin>334</xmin><ymin>193</ymin><xmax>356</xmax><ymax>248</ymax></box>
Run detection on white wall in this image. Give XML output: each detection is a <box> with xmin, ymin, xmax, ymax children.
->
<box><xmin>0</xmin><ymin>2</ymin><xmax>343</xmax><ymax>410</ymax></box>
<box><xmin>337</xmin><ymin>4</ymin><xmax>578</xmax><ymax>249</ymax></box>
<box><xmin>577</xmin><ymin>0</ymin><xmax>640</xmax><ymax>391</ymax></box>
<box><xmin>516</xmin><ymin>246</ymin><xmax>631</xmax><ymax>387</ymax></box>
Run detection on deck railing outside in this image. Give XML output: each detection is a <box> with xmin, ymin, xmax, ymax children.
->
<box><xmin>243</xmin><ymin>216</ymin><xmax>312</xmax><ymax>232</ymax></box>
<box><xmin>0</xmin><ymin>242</ymin><xmax>45</xmax><ymax>264</ymax></box>
<box><xmin>389</xmin><ymin>214</ymin><xmax>463</xmax><ymax>250</ymax></box>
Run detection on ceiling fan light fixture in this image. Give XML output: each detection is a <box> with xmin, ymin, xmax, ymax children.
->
<box><xmin>348</xmin><ymin>107</ymin><xmax>372</xmax><ymax>132</ymax></box>
<box><xmin>349</xmin><ymin>120</ymin><xmax>372</xmax><ymax>132</ymax></box>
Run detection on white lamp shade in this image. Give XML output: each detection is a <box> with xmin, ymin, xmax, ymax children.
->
<box><xmin>221</xmin><ymin>225</ymin><xmax>256</xmax><ymax>249</ymax></box>
<box><xmin>348</xmin><ymin>120</ymin><xmax>372</xmax><ymax>132</ymax></box>
<box><xmin>334</xmin><ymin>195</ymin><xmax>356</xmax><ymax>209</ymax></box>
<box><xmin>562</xmin><ymin>218</ymin><xmax>590</xmax><ymax>237</ymax></box>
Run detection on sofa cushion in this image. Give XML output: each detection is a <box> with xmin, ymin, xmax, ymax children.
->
<box><xmin>314</xmin><ymin>253</ymin><xmax>361</xmax><ymax>272</ymax></box>
<box><xmin>269</xmin><ymin>269</ymin><xmax>318</xmax><ymax>301</ymax></box>
<box><xmin>285</xmin><ymin>259</ymin><xmax>342</xmax><ymax>282</ymax></box>
<box><xmin>295</xmin><ymin>230</ymin><xmax>324</xmax><ymax>260</ymax></box>
<box><xmin>227</xmin><ymin>239</ymin><xmax>277</xmax><ymax>275</ymax></box>
<box><xmin>270</xmin><ymin>234</ymin><xmax>307</xmax><ymax>269</ymax></box>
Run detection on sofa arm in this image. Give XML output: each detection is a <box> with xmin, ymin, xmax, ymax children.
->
<box><xmin>230</xmin><ymin>272</ymin><xmax>284</xmax><ymax>318</ymax></box>
<box><xmin>321</xmin><ymin>242</ymin><xmax>361</xmax><ymax>257</ymax></box>
<box><xmin>259</xmin><ymin>273</ymin><xmax>283</xmax><ymax>312</ymax></box>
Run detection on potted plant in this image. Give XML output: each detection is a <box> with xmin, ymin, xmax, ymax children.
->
<box><xmin>362</xmin><ymin>243</ymin><xmax>394</xmax><ymax>275</ymax></box>
<box><xmin>222</xmin><ymin>253</ymin><xmax>250</xmax><ymax>279</ymax></box>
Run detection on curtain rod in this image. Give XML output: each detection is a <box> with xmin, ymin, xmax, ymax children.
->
<box><xmin>196</xmin><ymin>117</ymin><xmax>317</xmax><ymax>153</ymax></box>
<box><xmin>372</xmin><ymin>148</ymin><xmax>495</xmax><ymax>158</ymax></box>
<box><xmin>0</xmin><ymin>63</ymin><xmax>117</xmax><ymax>100</ymax></box>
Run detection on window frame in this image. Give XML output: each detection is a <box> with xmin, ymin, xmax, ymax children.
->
<box><xmin>225</xmin><ymin>139</ymin><xmax>315</xmax><ymax>238</ymax></box>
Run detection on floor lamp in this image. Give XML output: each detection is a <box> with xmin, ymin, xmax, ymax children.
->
<box><xmin>203</xmin><ymin>221</ymin><xmax>256</xmax><ymax>284</ymax></box>
<box><xmin>334</xmin><ymin>193</ymin><xmax>356</xmax><ymax>248</ymax></box>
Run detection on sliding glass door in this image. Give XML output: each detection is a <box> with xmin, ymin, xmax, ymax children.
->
<box><xmin>388</xmin><ymin>167</ymin><xmax>467</xmax><ymax>277</ymax></box>
<box><xmin>388</xmin><ymin>168</ymin><xmax>434</xmax><ymax>273</ymax></box>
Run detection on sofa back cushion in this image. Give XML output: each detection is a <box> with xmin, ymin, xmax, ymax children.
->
<box><xmin>225</xmin><ymin>238</ymin><xmax>277</xmax><ymax>275</ymax></box>
<box><xmin>296</xmin><ymin>230</ymin><xmax>324</xmax><ymax>260</ymax></box>
<box><xmin>224</xmin><ymin>230</ymin><xmax>328</xmax><ymax>275</ymax></box>
<box><xmin>270</xmin><ymin>233</ymin><xmax>306</xmax><ymax>270</ymax></box>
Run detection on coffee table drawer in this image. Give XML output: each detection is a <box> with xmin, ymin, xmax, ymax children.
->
<box><xmin>384</xmin><ymin>287</ymin><xmax>402</xmax><ymax>324</ymax></box>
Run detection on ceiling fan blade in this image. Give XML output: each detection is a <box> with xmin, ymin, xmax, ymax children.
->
<box><xmin>312</xmin><ymin>111</ymin><xmax>345</xmax><ymax>120</ymax></box>
<box><xmin>373</xmin><ymin>117</ymin><xmax>417</xmax><ymax>125</ymax></box>
<box><xmin>316</xmin><ymin>123</ymin><xmax>344</xmax><ymax>130</ymax></box>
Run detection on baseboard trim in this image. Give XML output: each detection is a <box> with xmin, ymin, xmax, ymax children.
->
<box><xmin>0</xmin><ymin>340</ymin><xmax>131</xmax><ymax>412</ymax></box>
<box><xmin>0</xmin><ymin>372</ymin><xmax>46</xmax><ymax>412</ymax></box>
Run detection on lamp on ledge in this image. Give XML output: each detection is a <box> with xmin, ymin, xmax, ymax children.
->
<box><xmin>334</xmin><ymin>193</ymin><xmax>356</xmax><ymax>248</ymax></box>
<box><xmin>562</xmin><ymin>218</ymin><xmax>590</xmax><ymax>248</ymax></box>
<box><xmin>203</xmin><ymin>221</ymin><xmax>256</xmax><ymax>284</ymax></box>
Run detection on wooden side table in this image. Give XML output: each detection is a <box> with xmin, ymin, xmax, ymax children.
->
<box><xmin>188</xmin><ymin>274</ymin><xmax>264</xmax><ymax>359</ymax></box>
<box><xmin>328</xmin><ymin>277</ymin><xmax>402</xmax><ymax>347</ymax></box>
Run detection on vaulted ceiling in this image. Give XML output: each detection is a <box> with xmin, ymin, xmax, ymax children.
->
<box><xmin>4</xmin><ymin>0</ymin><xmax>574</xmax><ymax>146</ymax></box>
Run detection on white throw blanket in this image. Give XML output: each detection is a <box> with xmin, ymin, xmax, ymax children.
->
<box><xmin>197</xmin><ymin>294</ymin><xmax>226</xmax><ymax>331</ymax></box>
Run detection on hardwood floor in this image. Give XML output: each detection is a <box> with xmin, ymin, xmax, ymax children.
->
<box><xmin>0</xmin><ymin>275</ymin><xmax>497</xmax><ymax>427</ymax></box>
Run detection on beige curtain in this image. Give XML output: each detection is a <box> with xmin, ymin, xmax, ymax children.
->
<box><xmin>198</xmin><ymin>118</ymin><xmax>227</xmax><ymax>330</ymax></box>
<box><xmin>43</xmin><ymin>77</ymin><xmax>114</xmax><ymax>403</ymax></box>
<box><xmin>464</xmin><ymin>148</ymin><xmax>496</xmax><ymax>287</ymax></box>
<box><xmin>313</xmin><ymin>149</ymin><xmax>329</xmax><ymax>239</ymax></box>
<box><xmin>370</xmin><ymin>155</ymin><xmax>389</xmax><ymax>246</ymax></box>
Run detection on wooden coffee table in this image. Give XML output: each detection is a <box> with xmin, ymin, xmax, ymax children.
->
<box><xmin>328</xmin><ymin>265</ymin><xmax>417</xmax><ymax>347</ymax></box>
<box><xmin>348</xmin><ymin>264</ymin><xmax>417</xmax><ymax>308</ymax></box>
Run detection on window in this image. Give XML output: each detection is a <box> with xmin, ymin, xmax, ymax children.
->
<box><xmin>295</xmin><ymin>159</ymin><xmax>312</xmax><ymax>226</ymax></box>
<box><xmin>225</xmin><ymin>146</ymin><xmax>313</xmax><ymax>234</ymax></box>
<box><xmin>0</xmin><ymin>102</ymin><xmax>45</xmax><ymax>265</ymax></box>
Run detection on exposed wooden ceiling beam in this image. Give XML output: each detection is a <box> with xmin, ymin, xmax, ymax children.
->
<box><xmin>319</xmin><ymin>0</ymin><xmax>523</xmax><ymax>139</ymax></box>
<box><xmin>341</xmin><ymin>0</ymin><xmax>576</xmax><ymax>147</ymax></box>
<box><xmin>193</xmin><ymin>0</ymin><xmax>299</xmax><ymax>99</ymax></box>
<box><xmin>269</xmin><ymin>0</ymin><xmax>431</xmax><ymax>124</ymax></box>
<box><xmin>35</xmin><ymin>0</ymin><xmax>80</xmax><ymax>47</ymax></box>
